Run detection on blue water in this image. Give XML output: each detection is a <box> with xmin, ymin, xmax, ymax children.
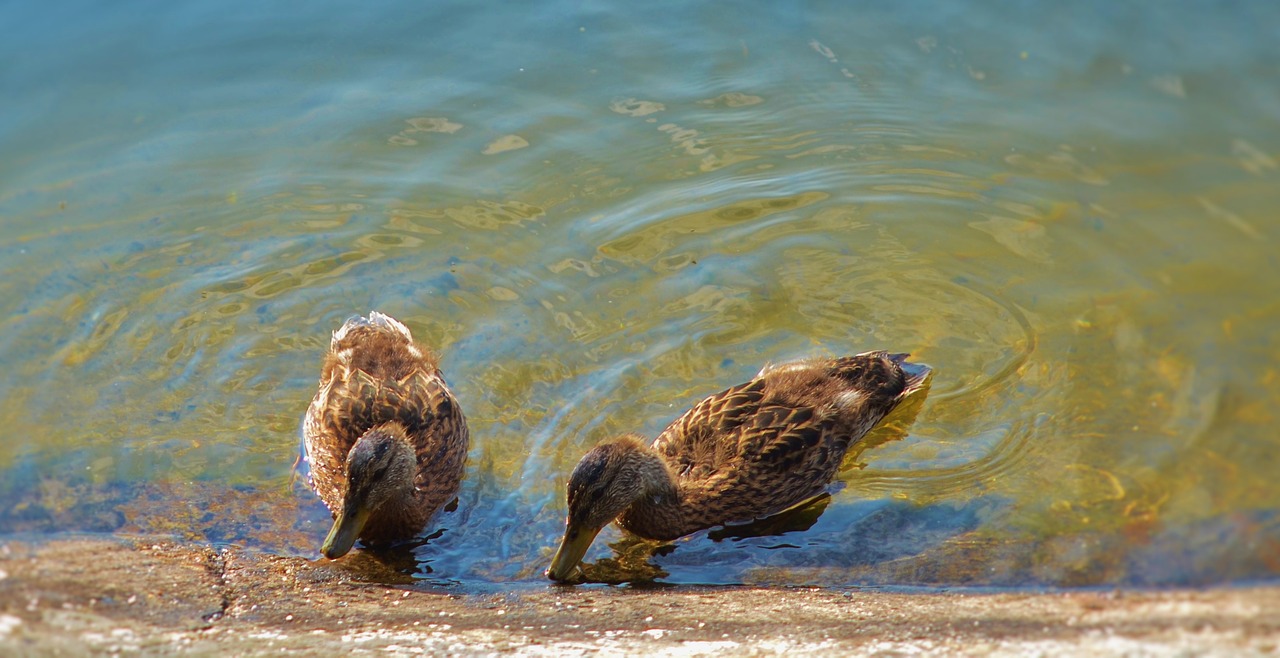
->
<box><xmin>2</xmin><ymin>0</ymin><xmax>1278</xmax><ymax>590</ymax></box>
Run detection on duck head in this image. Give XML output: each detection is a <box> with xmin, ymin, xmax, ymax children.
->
<box><xmin>321</xmin><ymin>422</ymin><xmax>416</xmax><ymax>559</ymax></box>
<box><xmin>547</xmin><ymin>435</ymin><xmax>667</xmax><ymax>582</ymax></box>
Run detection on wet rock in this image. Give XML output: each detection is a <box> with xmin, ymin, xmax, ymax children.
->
<box><xmin>1</xmin><ymin>537</ymin><xmax>1277</xmax><ymax>655</ymax></box>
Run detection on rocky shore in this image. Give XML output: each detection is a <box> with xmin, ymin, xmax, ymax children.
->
<box><xmin>1</xmin><ymin>537</ymin><xmax>1277</xmax><ymax>656</ymax></box>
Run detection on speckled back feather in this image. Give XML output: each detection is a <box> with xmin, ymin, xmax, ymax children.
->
<box><xmin>620</xmin><ymin>351</ymin><xmax>929</xmax><ymax>540</ymax></box>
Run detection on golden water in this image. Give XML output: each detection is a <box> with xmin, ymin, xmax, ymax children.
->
<box><xmin>1</xmin><ymin>1</ymin><xmax>1277</xmax><ymax>588</ymax></box>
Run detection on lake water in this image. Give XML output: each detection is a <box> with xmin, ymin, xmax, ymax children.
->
<box><xmin>2</xmin><ymin>0</ymin><xmax>1278</xmax><ymax>590</ymax></box>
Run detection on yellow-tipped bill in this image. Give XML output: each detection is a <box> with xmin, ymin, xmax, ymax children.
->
<box><xmin>546</xmin><ymin>522</ymin><xmax>603</xmax><ymax>582</ymax></box>
<box><xmin>321</xmin><ymin>504</ymin><xmax>373</xmax><ymax>559</ymax></box>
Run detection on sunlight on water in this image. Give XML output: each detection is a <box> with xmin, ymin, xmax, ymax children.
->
<box><xmin>1</xmin><ymin>0</ymin><xmax>1278</xmax><ymax>590</ymax></box>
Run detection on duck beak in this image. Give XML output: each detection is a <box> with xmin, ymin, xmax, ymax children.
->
<box><xmin>321</xmin><ymin>500</ymin><xmax>372</xmax><ymax>559</ymax></box>
<box><xmin>546</xmin><ymin>522</ymin><xmax>602</xmax><ymax>582</ymax></box>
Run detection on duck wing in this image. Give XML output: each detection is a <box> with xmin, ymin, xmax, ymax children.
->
<box><xmin>646</xmin><ymin>352</ymin><xmax>931</xmax><ymax>526</ymax></box>
<box><xmin>650</xmin><ymin>377</ymin><xmax>767</xmax><ymax>481</ymax></box>
<box><xmin>650</xmin><ymin>375</ymin><xmax>841</xmax><ymax>494</ymax></box>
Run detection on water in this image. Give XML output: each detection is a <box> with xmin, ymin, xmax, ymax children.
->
<box><xmin>2</xmin><ymin>0</ymin><xmax>1278</xmax><ymax>590</ymax></box>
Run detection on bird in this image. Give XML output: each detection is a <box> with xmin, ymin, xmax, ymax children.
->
<box><xmin>302</xmin><ymin>312</ymin><xmax>468</xmax><ymax>559</ymax></box>
<box><xmin>546</xmin><ymin>351</ymin><xmax>931</xmax><ymax>582</ymax></box>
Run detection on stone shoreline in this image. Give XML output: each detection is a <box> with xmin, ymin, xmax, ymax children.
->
<box><xmin>1</xmin><ymin>537</ymin><xmax>1277</xmax><ymax>656</ymax></box>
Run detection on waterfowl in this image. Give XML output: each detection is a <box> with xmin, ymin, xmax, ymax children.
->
<box><xmin>547</xmin><ymin>351</ymin><xmax>931</xmax><ymax>582</ymax></box>
<box><xmin>303</xmin><ymin>312</ymin><xmax>468</xmax><ymax>559</ymax></box>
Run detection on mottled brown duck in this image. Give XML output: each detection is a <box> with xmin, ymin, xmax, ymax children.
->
<box><xmin>547</xmin><ymin>351</ymin><xmax>931</xmax><ymax>582</ymax></box>
<box><xmin>303</xmin><ymin>312</ymin><xmax>468</xmax><ymax>559</ymax></box>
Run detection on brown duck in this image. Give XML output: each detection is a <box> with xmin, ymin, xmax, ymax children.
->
<box><xmin>303</xmin><ymin>312</ymin><xmax>468</xmax><ymax>559</ymax></box>
<box><xmin>547</xmin><ymin>351</ymin><xmax>930</xmax><ymax>581</ymax></box>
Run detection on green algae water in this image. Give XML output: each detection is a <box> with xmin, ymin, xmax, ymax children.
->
<box><xmin>2</xmin><ymin>0</ymin><xmax>1278</xmax><ymax>589</ymax></box>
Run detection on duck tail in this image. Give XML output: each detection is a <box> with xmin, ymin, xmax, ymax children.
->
<box><xmin>363</xmin><ymin>311</ymin><xmax>413</xmax><ymax>339</ymax></box>
<box><xmin>333</xmin><ymin>311</ymin><xmax>414</xmax><ymax>347</ymax></box>
<box><xmin>888</xmin><ymin>352</ymin><xmax>932</xmax><ymax>395</ymax></box>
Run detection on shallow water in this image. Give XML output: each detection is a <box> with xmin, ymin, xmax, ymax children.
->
<box><xmin>2</xmin><ymin>0</ymin><xmax>1278</xmax><ymax>590</ymax></box>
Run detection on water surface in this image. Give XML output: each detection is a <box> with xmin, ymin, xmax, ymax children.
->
<box><xmin>2</xmin><ymin>0</ymin><xmax>1278</xmax><ymax>589</ymax></box>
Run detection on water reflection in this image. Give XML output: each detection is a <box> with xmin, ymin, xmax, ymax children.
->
<box><xmin>2</xmin><ymin>0</ymin><xmax>1279</xmax><ymax>591</ymax></box>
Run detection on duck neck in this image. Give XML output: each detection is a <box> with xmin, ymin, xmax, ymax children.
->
<box><xmin>615</xmin><ymin>449</ymin><xmax>687</xmax><ymax>541</ymax></box>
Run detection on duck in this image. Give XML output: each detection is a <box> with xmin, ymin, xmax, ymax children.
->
<box><xmin>303</xmin><ymin>312</ymin><xmax>468</xmax><ymax>559</ymax></box>
<box><xmin>546</xmin><ymin>351</ymin><xmax>931</xmax><ymax>582</ymax></box>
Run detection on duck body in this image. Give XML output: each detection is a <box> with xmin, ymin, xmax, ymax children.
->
<box><xmin>548</xmin><ymin>351</ymin><xmax>930</xmax><ymax>580</ymax></box>
<box><xmin>303</xmin><ymin>312</ymin><xmax>468</xmax><ymax>558</ymax></box>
